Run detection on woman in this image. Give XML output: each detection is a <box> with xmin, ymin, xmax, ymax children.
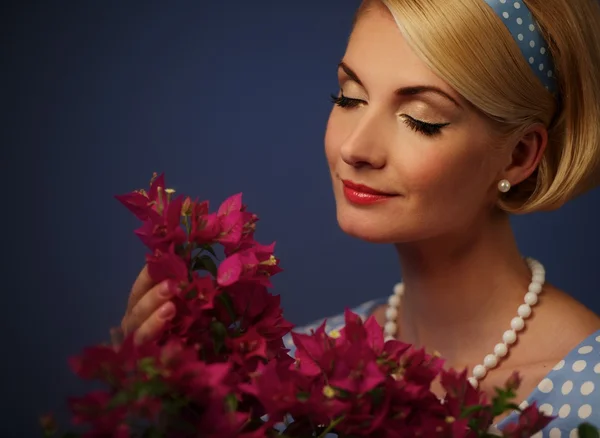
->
<box><xmin>121</xmin><ymin>0</ymin><xmax>600</xmax><ymax>434</ymax></box>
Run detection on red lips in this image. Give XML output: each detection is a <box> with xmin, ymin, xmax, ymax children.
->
<box><xmin>341</xmin><ymin>180</ymin><xmax>397</xmax><ymax>205</ymax></box>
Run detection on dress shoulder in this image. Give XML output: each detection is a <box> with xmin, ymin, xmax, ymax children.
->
<box><xmin>497</xmin><ymin>329</ymin><xmax>600</xmax><ymax>436</ymax></box>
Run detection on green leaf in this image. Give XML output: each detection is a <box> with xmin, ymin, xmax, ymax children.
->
<box><xmin>142</xmin><ymin>427</ymin><xmax>165</xmax><ymax>438</ymax></box>
<box><xmin>217</xmin><ymin>292</ymin><xmax>236</xmax><ymax>322</ymax></box>
<box><xmin>138</xmin><ymin>357</ymin><xmax>159</xmax><ymax>378</ymax></box>
<box><xmin>210</xmin><ymin>320</ymin><xmax>228</xmax><ymax>354</ymax></box>
<box><xmin>107</xmin><ymin>391</ymin><xmax>131</xmax><ymax>409</ymax></box>
<box><xmin>225</xmin><ymin>393</ymin><xmax>238</xmax><ymax>412</ymax></box>
<box><xmin>296</xmin><ymin>391</ymin><xmax>310</xmax><ymax>402</ymax></box>
<box><xmin>460</xmin><ymin>404</ymin><xmax>486</xmax><ymax>418</ymax></box>
<box><xmin>202</xmin><ymin>244</ymin><xmax>218</xmax><ymax>259</ymax></box>
<box><xmin>579</xmin><ymin>423</ymin><xmax>600</xmax><ymax>438</ymax></box>
<box><xmin>368</xmin><ymin>387</ymin><xmax>385</xmax><ymax>406</ymax></box>
<box><xmin>136</xmin><ymin>380</ymin><xmax>169</xmax><ymax>399</ymax></box>
<box><xmin>192</xmin><ymin>254</ymin><xmax>218</xmax><ymax>277</ymax></box>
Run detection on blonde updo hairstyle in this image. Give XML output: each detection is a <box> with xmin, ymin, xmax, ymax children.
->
<box><xmin>355</xmin><ymin>0</ymin><xmax>600</xmax><ymax>213</ymax></box>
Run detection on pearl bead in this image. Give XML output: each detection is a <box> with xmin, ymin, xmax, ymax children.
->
<box><xmin>517</xmin><ymin>304</ymin><xmax>532</xmax><ymax>318</ymax></box>
<box><xmin>494</xmin><ymin>343</ymin><xmax>508</xmax><ymax>357</ymax></box>
<box><xmin>473</xmin><ymin>364</ymin><xmax>487</xmax><ymax>379</ymax></box>
<box><xmin>385</xmin><ymin>306</ymin><xmax>398</xmax><ymax>321</ymax></box>
<box><xmin>384</xmin><ymin>321</ymin><xmax>397</xmax><ymax>336</ymax></box>
<box><xmin>393</xmin><ymin>283</ymin><xmax>404</xmax><ymax>296</ymax></box>
<box><xmin>484</xmin><ymin>354</ymin><xmax>498</xmax><ymax>369</ymax></box>
<box><xmin>498</xmin><ymin>179</ymin><xmax>511</xmax><ymax>193</ymax></box>
<box><xmin>503</xmin><ymin>329</ymin><xmax>517</xmax><ymax>344</ymax></box>
<box><xmin>528</xmin><ymin>282</ymin><xmax>542</xmax><ymax>294</ymax></box>
<box><xmin>533</xmin><ymin>273</ymin><xmax>545</xmax><ymax>284</ymax></box>
<box><xmin>524</xmin><ymin>291</ymin><xmax>538</xmax><ymax>305</ymax></box>
<box><xmin>388</xmin><ymin>294</ymin><xmax>400</xmax><ymax>307</ymax></box>
<box><xmin>468</xmin><ymin>377</ymin><xmax>479</xmax><ymax>388</ymax></box>
<box><xmin>511</xmin><ymin>316</ymin><xmax>525</xmax><ymax>331</ymax></box>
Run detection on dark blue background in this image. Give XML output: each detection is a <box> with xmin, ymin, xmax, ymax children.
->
<box><xmin>3</xmin><ymin>1</ymin><xmax>599</xmax><ymax>436</ymax></box>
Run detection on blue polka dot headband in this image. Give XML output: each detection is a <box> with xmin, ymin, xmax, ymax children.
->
<box><xmin>483</xmin><ymin>0</ymin><xmax>558</xmax><ymax>96</ymax></box>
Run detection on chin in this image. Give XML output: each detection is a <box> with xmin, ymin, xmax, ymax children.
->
<box><xmin>336</xmin><ymin>208</ymin><xmax>406</xmax><ymax>244</ymax></box>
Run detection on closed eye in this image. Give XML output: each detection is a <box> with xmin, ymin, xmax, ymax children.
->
<box><xmin>402</xmin><ymin>115</ymin><xmax>449</xmax><ymax>137</ymax></box>
<box><xmin>330</xmin><ymin>93</ymin><xmax>364</xmax><ymax>108</ymax></box>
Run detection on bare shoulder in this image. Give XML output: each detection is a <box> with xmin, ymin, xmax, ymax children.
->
<box><xmin>525</xmin><ymin>283</ymin><xmax>600</xmax><ymax>359</ymax></box>
<box><xmin>544</xmin><ymin>284</ymin><xmax>599</xmax><ymax>332</ymax></box>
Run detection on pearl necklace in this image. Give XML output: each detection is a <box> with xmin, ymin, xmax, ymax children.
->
<box><xmin>383</xmin><ymin>257</ymin><xmax>546</xmax><ymax>388</ymax></box>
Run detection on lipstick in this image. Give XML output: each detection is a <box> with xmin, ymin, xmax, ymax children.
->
<box><xmin>341</xmin><ymin>180</ymin><xmax>397</xmax><ymax>205</ymax></box>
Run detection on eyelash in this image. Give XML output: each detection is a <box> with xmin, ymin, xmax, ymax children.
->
<box><xmin>329</xmin><ymin>92</ymin><xmax>449</xmax><ymax>137</ymax></box>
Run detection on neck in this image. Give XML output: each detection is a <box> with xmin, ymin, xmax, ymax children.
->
<box><xmin>394</xmin><ymin>210</ymin><xmax>532</xmax><ymax>368</ymax></box>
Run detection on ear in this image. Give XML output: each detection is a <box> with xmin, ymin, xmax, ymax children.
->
<box><xmin>500</xmin><ymin>123</ymin><xmax>548</xmax><ymax>186</ymax></box>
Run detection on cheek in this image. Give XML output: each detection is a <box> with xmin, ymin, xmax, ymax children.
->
<box><xmin>324</xmin><ymin>112</ymin><xmax>341</xmax><ymax>168</ymax></box>
<box><xmin>398</xmin><ymin>142</ymin><xmax>490</xmax><ymax>211</ymax></box>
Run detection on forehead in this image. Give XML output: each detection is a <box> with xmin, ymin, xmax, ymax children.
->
<box><xmin>345</xmin><ymin>3</ymin><xmax>449</xmax><ymax>91</ymax></box>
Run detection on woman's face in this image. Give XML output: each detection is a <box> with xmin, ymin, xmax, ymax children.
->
<box><xmin>324</xmin><ymin>2</ymin><xmax>508</xmax><ymax>244</ymax></box>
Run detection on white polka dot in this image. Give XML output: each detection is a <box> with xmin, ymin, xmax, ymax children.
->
<box><xmin>532</xmin><ymin>432</ymin><xmax>543</xmax><ymax>438</ymax></box>
<box><xmin>518</xmin><ymin>33</ymin><xmax>524</xmax><ymax>41</ymax></box>
<box><xmin>503</xmin><ymin>11</ymin><xmax>510</xmax><ymax>19</ymax></box>
<box><xmin>595</xmin><ymin>334</ymin><xmax>600</xmax><ymax>342</ymax></box>
<box><xmin>559</xmin><ymin>404</ymin><xmax>571</xmax><ymax>418</ymax></box>
<box><xmin>548</xmin><ymin>70</ymin><xmax>553</xmax><ymax>77</ymax></box>
<box><xmin>529</xmin><ymin>24</ymin><xmax>535</xmax><ymax>31</ymax></box>
<box><xmin>578</xmin><ymin>404</ymin><xmax>592</xmax><ymax>419</ymax></box>
<box><xmin>553</xmin><ymin>360</ymin><xmax>565</xmax><ymax>371</ymax></box>
<box><xmin>516</xmin><ymin>17</ymin><xmax>523</xmax><ymax>25</ymax></box>
<box><xmin>541</xmin><ymin>47</ymin><xmax>547</xmax><ymax>54</ymax></box>
<box><xmin>530</xmin><ymin>40</ymin><xmax>536</xmax><ymax>48</ymax></box>
<box><xmin>562</xmin><ymin>380</ymin><xmax>574</xmax><ymax>395</ymax></box>
<box><xmin>573</xmin><ymin>360</ymin><xmax>587</xmax><ymax>372</ymax></box>
<box><xmin>570</xmin><ymin>429</ymin><xmax>579</xmax><ymax>438</ymax></box>
<box><xmin>538</xmin><ymin>377</ymin><xmax>554</xmax><ymax>393</ymax></box>
<box><xmin>540</xmin><ymin>403</ymin><xmax>554</xmax><ymax>415</ymax></box>
<box><xmin>594</xmin><ymin>362</ymin><xmax>600</xmax><ymax>373</ymax></box>
<box><xmin>514</xmin><ymin>2</ymin><xmax>521</xmax><ymax>9</ymax></box>
<box><xmin>500</xmin><ymin>0</ymin><xmax>506</xmax><ymax>3</ymax></box>
<box><xmin>581</xmin><ymin>381</ymin><xmax>595</xmax><ymax>395</ymax></box>
<box><xmin>519</xmin><ymin>400</ymin><xmax>530</xmax><ymax>410</ymax></box>
<box><xmin>529</xmin><ymin>57</ymin><xmax>535</xmax><ymax>64</ymax></box>
<box><xmin>539</xmin><ymin>64</ymin><xmax>544</xmax><ymax>71</ymax></box>
<box><xmin>578</xmin><ymin>345</ymin><xmax>593</xmax><ymax>354</ymax></box>
<box><xmin>550</xmin><ymin>428</ymin><xmax>562</xmax><ymax>438</ymax></box>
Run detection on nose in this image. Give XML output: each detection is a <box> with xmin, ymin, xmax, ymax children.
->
<box><xmin>340</xmin><ymin>110</ymin><xmax>390</xmax><ymax>169</ymax></box>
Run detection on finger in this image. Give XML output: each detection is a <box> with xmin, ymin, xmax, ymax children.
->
<box><xmin>123</xmin><ymin>280</ymin><xmax>172</xmax><ymax>335</ymax></box>
<box><xmin>134</xmin><ymin>301</ymin><xmax>175</xmax><ymax>345</ymax></box>
<box><xmin>127</xmin><ymin>265</ymin><xmax>155</xmax><ymax>314</ymax></box>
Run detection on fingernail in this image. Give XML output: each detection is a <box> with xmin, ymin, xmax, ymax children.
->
<box><xmin>158</xmin><ymin>302</ymin><xmax>175</xmax><ymax>319</ymax></box>
<box><xmin>158</xmin><ymin>281</ymin><xmax>172</xmax><ymax>298</ymax></box>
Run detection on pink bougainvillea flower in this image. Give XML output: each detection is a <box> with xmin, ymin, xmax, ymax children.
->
<box><xmin>217</xmin><ymin>243</ymin><xmax>282</xmax><ymax>287</ymax></box>
<box><xmin>502</xmin><ymin>403</ymin><xmax>555</xmax><ymax>438</ymax></box>
<box><xmin>145</xmin><ymin>244</ymin><xmax>189</xmax><ymax>284</ymax></box>
<box><xmin>134</xmin><ymin>195</ymin><xmax>187</xmax><ymax>252</ymax></box>
<box><xmin>115</xmin><ymin>173</ymin><xmax>171</xmax><ymax>222</ymax></box>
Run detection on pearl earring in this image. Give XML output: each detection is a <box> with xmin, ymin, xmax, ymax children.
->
<box><xmin>498</xmin><ymin>179</ymin><xmax>511</xmax><ymax>193</ymax></box>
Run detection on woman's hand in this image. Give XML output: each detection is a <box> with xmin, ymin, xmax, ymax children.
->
<box><xmin>121</xmin><ymin>266</ymin><xmax>176</xmax><ymax>344</ymax></box>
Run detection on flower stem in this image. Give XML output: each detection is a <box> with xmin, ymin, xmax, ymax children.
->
<box><xmin>317</xmin><ymin>416</ymin><xmax>345</xmax><ymax>438</ymax></box>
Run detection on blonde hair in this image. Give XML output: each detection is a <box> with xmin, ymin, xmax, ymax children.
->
<box><xmin>355</xmin><ymin>0</ymin><xmax>600</xmax><ymax>213</ymax></box>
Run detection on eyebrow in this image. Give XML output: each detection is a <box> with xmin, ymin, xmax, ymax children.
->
<box><xmin>337</xmin><ymin>61</ymin><xmax>462</xmax><ymax>108</ymax></box>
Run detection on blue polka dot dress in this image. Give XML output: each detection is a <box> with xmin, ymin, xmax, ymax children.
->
<box><xmin>282</xmin><ymin>298</ymin><xmax>600</xmax><ymax>436</ymax></box>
